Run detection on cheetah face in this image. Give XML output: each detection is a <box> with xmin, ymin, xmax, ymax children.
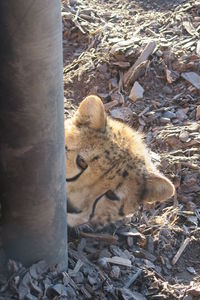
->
<box><xmin>65</xmin><ymin>96</ymin><xmax>175</xmax><ymax>227</ymax></box>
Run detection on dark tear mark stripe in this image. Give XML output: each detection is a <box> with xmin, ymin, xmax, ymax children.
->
<box><xmin>89</xmin><ymin>193</ymin><xmax>104</xmax><ymax>221</ymax></box>
<box><xmin>89</xmin><ymin>190</ymin><xmax>121</xmax><ymax>220</ymax></box>
<box><xmin>66</xmin><ymin>169</ymin><xmax>85</xmax><ymax>182</ymax></box>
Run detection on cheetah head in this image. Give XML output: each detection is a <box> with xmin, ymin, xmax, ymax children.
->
<box><xmin>65</xmin><ymin>95</ymin><xmax>175</xmax><ymax>227</ymax></box>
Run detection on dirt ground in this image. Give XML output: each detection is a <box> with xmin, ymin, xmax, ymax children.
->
<box><xmin>1</xmin><ymin>0</ymin><xmax>200</xmax><ymax>299</ymax></box>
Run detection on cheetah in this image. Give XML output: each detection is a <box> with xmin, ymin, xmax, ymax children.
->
<box><xmin>65</xmin><ymin>95</ymin><xmax>175</xmax><ymax>227</ymax></box>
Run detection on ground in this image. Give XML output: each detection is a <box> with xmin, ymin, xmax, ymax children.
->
<box><xmin>1</xmin><ymin>0</ymin><xmax>200</xmax><ymax>299</ymax></box>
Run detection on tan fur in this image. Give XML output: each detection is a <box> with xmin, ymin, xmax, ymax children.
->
<box><xmin>65</xmin><ymin>95</ymin><xmax>175</xmax><ymax>227</ymax></box>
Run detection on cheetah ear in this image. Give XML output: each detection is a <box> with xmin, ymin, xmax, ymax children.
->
<box><xmin>143</xmin><ymin>172</ymin><xmax>175</xmax><ymax>203</ymax></box>
<box><xmin>74</xmin><ymin>95</ymin><xmax>106</xmax><ymax>131</ymax></box>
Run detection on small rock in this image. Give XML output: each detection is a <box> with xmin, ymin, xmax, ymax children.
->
<box><xmin>163</xmin><ymin>111</ymin><xmax>176</xmax><ymax>119</ymax></box>
<box><xmin>163</xmin><ymin>86</ymin><xmax>173</xmax><ymax>94</ymax></box>
<box><xmin>160</xmin><ymin>117</ymin><xmax>171</xmax><ymax>124</ymax></box>
<box><xmin>110</xmin><ymin>266</ymin><xmax>120</xmax><ymax>279</ymax></box>
<box><xmin>179</xmin><ymin>131</ymin><xmax>190</xmax><ymax>142</ymax></box>
<box><xmin>176</xmin><ymin>109</ymin><xmax>187</xmax><ymax>121</ymax></box>
<box><xmin>196</xmin><ymin>105</ymin><xmax>200</xmax><ymax>120</ymax></box>
<box><xmin>129</xmin><ymin>81</ymin><xmax>144</xmax><ymax>101</ymax></box>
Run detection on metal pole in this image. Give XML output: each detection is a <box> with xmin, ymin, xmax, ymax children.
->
<box><xmin>0</xmin><ymin>0</ymin><xmax>67</xmax><ymax>269</ymax></box>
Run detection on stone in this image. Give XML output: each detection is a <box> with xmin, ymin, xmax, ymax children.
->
<box><xmin>129</xmin><ymin>81</ymin><xmax>144</xmax><ymax>101</ymax></box>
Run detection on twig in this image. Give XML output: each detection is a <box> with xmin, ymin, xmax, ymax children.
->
<box><xmin>172</xmin><ymin>237</ymin><xmax>190</xmax><ymax>265</ymax></box>
<box><xmin>79</xmin><ymin>232</ymin><xmax>118</xmax><ymax>244</ymax></box>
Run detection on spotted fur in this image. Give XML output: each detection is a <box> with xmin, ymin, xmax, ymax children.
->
<box><xmin>65</xmin><ymin>95</ymin><xmax>175</xmax><ymax>227</ymax></box>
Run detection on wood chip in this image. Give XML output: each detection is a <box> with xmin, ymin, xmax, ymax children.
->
<box><xmin>124</xmin><ymin>41</ymin><xmax>156</xmax><ymax>87</ymax></box>
<box><xmin>124</xmin><ymin>60</ymin><xmax>149</xmax><ymax>87</ymax></box>
<box><xmin>181</xmin><ymin>72</ymin><xmax>200</xmax><ymax>90</ymax></box>
<box><xmin>172</xmin><ymin>237</ymin><xmax>190</xmax><ymax>265</ymax></box>
<box><xmin>105</xmin><ymin>256</ymin><xmax>132</xmax><ymax>267</ymax></box>
<box><xmin>165</xmin><ymin>68</ymin><xmax>179</xmax><ymax>84</ymax></box>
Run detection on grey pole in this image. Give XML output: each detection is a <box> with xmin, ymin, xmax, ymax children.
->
<box><xmin>0</xmin><ymin>1</ymin><xmax>67</xmax><ymax>269</ymax></box>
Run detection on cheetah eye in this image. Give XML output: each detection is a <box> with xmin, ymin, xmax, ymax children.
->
<box><xmin>105</xmin><ymin>190</ymin><xmax>120</xmax><ymax>201</ymax></box>
<box><xmin>76</xmin><ymin>155</ymin><xmax>88</xmax><ymax>170</ymax></box>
